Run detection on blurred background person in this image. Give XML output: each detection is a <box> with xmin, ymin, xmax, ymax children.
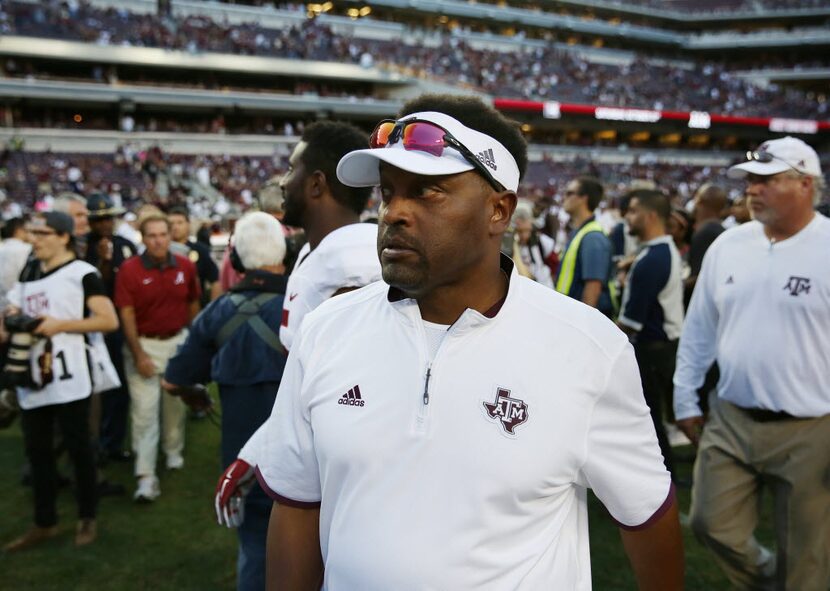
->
<box><xmin>0</xmin><ymin>217</ymin><xmax>32</xmax><ymax>313</ymax></box>
<box><xmin>617</xmin><ymin>189</ymin><xmax>685</xmax><ymax>484</ymax></box>
<box><xmin>668</xmin><ymin>207</ymin><xmax>693</xmax><ymax>261</ymax></box>
<box><xmin>164</xmin><ymin>212</ymin><xmax>288</xmax><ymax>591</ymax></box>
<box><xmin>686</xmin><ymin>183</ymin><xmax>727</xmax><ymax>302</ymax></box>
<box><xmin>724</xmin><ymin>193</ymin><xmax>753</xmax><ymax>228</ymax></box>
<box><xmin>555</xmin><ymin>176</ymin><xmax>616</xmax><ymax>316</ymax></box>
<box><xmin>84</xmin><ymin>193</ymin><xmax>138</xmax><ymax>464</ymax></box>
<box><xmin>511</xmin><ymin>200</ymin><xmax>555</xmax><ymax>288</ymax></box>
<box><xmin>667</xmin><ymin>207</ymin><xmax>694</xmax><ymax>304</ymax></box>
<box><xmin>168</xmin><ymin>205</ymin><xmax>220</xmax><ymax>307</ymax></box>
<box><xmin>2</xmin><ymin>212</ymin><xmax>118</xmax><ymax>551</ymax></box>
<box><xmin>114</xmin><ymin>213</ymin><xmax>201</xmax><ymax>502</ymax></box>
<box><xmin>52</xmin><ymin>192</ymin><xmax>90</xmax><ymax>258</ymax></box>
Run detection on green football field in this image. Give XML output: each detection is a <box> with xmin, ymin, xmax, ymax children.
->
<box><xmin>1</xmin><ymin>396</ymin><xmax>755</xmax><ymax>590</ymax></box>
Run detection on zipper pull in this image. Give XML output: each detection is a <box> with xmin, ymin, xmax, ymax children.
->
<box><xmin>422</xmin><ymin>366</ymin><xmax>432</xmax><ymax>405</ymax></box>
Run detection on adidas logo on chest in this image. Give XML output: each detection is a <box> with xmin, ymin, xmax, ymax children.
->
<box><xmin>338</xmin><ymin>385</ymin><xmax>365</xmax><ymax>407</ymax></box>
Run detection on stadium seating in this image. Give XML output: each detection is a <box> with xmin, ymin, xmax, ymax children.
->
<box><xmin>2</xmin><ymin>1</ymin><xmax>827</xmax><ymax>119</ymax></box>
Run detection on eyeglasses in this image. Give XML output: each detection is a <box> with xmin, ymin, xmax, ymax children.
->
<box><xmin>28</xmin><ymin>229</ymin><xmax>57</xmax><ymax>237</ymax></box>
<box><xmin>369</xmin><ymin>118</ymin><xmax>504</xmax><ymax>192</ymax></box>
<box><xmin>745</xmin><ymin>149</ymin><xmax>805</xmax><ymax>175</ymax></box>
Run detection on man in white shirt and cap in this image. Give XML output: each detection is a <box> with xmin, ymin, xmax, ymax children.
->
<box><xmin>674</xmin><ymin>136</ymin><xmax>830</xmax><ymax>590</ymax></box>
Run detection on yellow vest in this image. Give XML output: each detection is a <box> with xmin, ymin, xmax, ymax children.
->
<box><xmin>555</xmin><ymin>220</ymin><xmax>618</xmax><ymax>314</ymax></box>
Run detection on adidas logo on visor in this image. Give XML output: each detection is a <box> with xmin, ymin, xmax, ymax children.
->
<box><xmin>476</xmin><ymin>149</ymin><xmax>498</xmax><ymax>172</ymax></box>
<box><xmin>338</xmin><ymin>385</ymin><xmax>365</xmax><ymax>407</ymax></box>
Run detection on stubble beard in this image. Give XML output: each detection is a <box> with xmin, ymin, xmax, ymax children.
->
<box><xmin>381</xmin><ymin>258</ymin><xmax>430</xmax><ymax>297</ymax></box>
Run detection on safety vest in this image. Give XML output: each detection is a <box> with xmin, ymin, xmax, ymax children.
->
<box><xmin>555</xmin><ymin>220</ymin><xmax>619</xmax><ymax>314</ymax></box>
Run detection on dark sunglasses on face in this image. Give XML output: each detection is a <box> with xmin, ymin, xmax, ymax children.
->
<box><xmin>369</xmin><ymin>118</ymin><xmax>504</xmax><ymax>192</ymax></box>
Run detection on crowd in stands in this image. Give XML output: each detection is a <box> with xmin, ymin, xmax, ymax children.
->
<box><xmin>1</xmin><ymin>1</ymin><xmax>827</xmax><ymax>120</ymax></box>
<box><xmin>165</xmin><ymin>0</ymin><xmax>830</xmax><ymax>14</ymax></box>
<box><xmin>0</xmin><ymin>144</ymin><xmax>289</xmax><ymax>220</ymax></box>
<box><xmin>0</xmin><ymin>142</ymin><xmax>750</xmax><ymax>221</ymax></box>
<box><xmin>611</xmin><ymin>0</ymin><xmax>829</xmax><ymax>12</ymax></box>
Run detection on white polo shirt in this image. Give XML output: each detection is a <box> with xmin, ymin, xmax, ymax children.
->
<box><xmin>257</xmin><ymin>260</ymin><xmax>672</xmax><ymax>590</ymax></box>
<box><xmin>280</xmin><ymin>222</ymin><xmax>381</xmax><ymax>351</ymax></box>
<box><xmin>674</xmin><ymin>215</ymin><xmax>830</xmax><ymax>420</ymax></box>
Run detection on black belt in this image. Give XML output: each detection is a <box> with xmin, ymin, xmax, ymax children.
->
<box><xmin>734</xmin><ymin>405</ymin><xmax>803</xmax><ymax>422</ymax></box>
<box><xmin>140</xmin><ymin>331</ymin><xmax>181</xmax><ymax>341</ymax></box>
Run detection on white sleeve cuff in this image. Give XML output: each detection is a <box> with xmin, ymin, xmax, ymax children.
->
<box><xmin>673</xmin><ymin>389</ymin><xmax>703</xmax><ymax>421</ymax></box>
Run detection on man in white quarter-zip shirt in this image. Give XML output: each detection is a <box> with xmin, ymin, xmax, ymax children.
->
<box><xmin>257</xmin><ymin>95</ymin><xmax>684</xmax><ymax>591</ymax></box>
<box><xmin>674</xmin><ymin>136</ymin><xmax>830</xmax><ymax>591</ymax></box>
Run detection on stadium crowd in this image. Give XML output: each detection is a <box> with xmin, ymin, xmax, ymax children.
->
<box><xmin>616</xmin><ymin>0</ymin><xmax>829</xmax><ymax>12</ymax></box>
<box><xmin>0</xmin><ymin>143</ymin><xmax>289</xmax><ymax>218</ymax></box>
<box><xmin>1</xmin><ymin>140</ymin><xmax>759</xmax><ymax>221</ymax></box>
<box><xmin>2</xmin><ymin>1</ymin><xmax>827</xmax><ymax>120</ymax></box>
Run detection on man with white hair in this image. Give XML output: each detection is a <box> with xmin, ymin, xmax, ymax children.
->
<box><xmin>52</xmin><ymin>192</ymin><xmax>90</xmax><ymax>257</ymax></box>
<box><xmin>674</xmin><ymin>136</ymin><xmax>830</xmax><ymax>590</ymax></box>
<box><xmin>163</xmin><ymin>212</ymin><xmax>289</xmax><ymax>591</ymax></box>
<box><xmin>511</xmin><ymin>200</ymin><xmax>555</xmax><ymax>288</ymax></box>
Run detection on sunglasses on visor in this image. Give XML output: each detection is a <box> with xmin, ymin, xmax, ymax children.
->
<box><xmin>369</xmin><ymin>118</ymin><xmax>505</xmax><ymax>192</ymax></box>
<box><xmin>745</xmin><ymin>149</ymin><xmax>806</xmax><ymax>175</ymax></box>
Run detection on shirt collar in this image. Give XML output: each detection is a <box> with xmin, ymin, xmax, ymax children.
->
<box><xmin>140</xmin><ymin>251</ymin><xmax>177</xmax><ymax>270</ymax></box>
<box><xmin>574</xmin><ymin>215</ymin><xmax>596</xmax><ymax>233</ymax></box>
<box><xmin>387</xmin><ymin>252</ymin><xmax>517</xmax><ymax>326</ymax></box>
<box><xmin>641</xmin><ymin>235</ymin><xmax>674</xmax><ymax>248</ymax></box>
<box><xmin>230</xmin><ymin>270</ymin><xmax>287</xmax><ymax>294</ymax></box>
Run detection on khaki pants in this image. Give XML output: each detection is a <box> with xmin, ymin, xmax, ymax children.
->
<box><xmin>124</xmin><ymin>332</ymin><xmax>187</xmax><ymax>478</ymax></box>
<box><xmin>690</xmin><ymin>400</ymin><xmax>830</xmax><ymax>590</ymax></box>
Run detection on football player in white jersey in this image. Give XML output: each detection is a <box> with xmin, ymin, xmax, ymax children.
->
<box><xmin>276</xmin><ymin>121</ymin><xmax>382</xmax><ymax>352</ymax></box>
<box><xmin>213</xmin><ymin>122</ymin><xmax>381</xmax><ymax>564</ymax></box>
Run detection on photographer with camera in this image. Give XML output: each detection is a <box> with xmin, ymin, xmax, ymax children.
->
<box><xmin>2</xmin><ymin>212</ymin><xmax>119</xmax><ymax>552</ymax></box>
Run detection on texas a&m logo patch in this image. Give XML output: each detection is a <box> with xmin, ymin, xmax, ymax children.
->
<box><xmin>483</xmin><ymin>387</ymin><xmax>529</xmax><ymax>435</ymax></box>
<box><xmin>782</xmin><ymin>276</ymin><xmax>811</xmax><ymax>297</ymax></box>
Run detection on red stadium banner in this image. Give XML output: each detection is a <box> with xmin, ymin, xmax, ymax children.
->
<box><xmin>493</xmin><ymin>99</ymin><xmax>830</xmax><ymax>134</ymax></box>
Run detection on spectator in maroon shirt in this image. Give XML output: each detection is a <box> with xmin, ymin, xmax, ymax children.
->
<box><xmin>114</xmin><ymin>213</ymin><xmax>200</xmax><ymax>502</ymax></box>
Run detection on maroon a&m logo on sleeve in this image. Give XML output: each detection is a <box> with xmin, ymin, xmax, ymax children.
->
<box><xmin>483</xmin><ymin>387</ymin><xmax>529</xmax><ymax>435</ymax></box>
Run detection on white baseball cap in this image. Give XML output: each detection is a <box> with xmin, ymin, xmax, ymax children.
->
<box><xmin>728</xmin><ymin>136</ymin><xmax>822</xmax><ymax>179</ymax></box>
<box><xmin>336</xmin><ymin>111</ymin><xmax>521</xmax><ymax>192</ymax></box>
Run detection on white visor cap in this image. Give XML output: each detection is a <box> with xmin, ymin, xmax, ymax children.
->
<box><xmin>728</xmin><ymin>136</ymin><xmax>822</xmax><ymax>179</ymax></box>
<box><xmin>336</xmin><ymin>111</ymin><xmax>521</xmax><ymax>192</ymax></box>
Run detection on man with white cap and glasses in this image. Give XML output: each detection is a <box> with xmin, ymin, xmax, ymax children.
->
<box><xmin>255</xmin><ymin>95</ymin><xmax>684</xmax><ymax>590</ymax></box>
<box><xmin>674</xmin><ymin>136</ymin><xmax>830</xmax><ymax>590</ymax></box>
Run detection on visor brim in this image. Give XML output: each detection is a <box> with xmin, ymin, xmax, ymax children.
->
<box><xmin>337</xmin><ymin>147</ymin><xmax>475</xmax><ymax>188</ymax></box>
<box><xmin>727</xmin><ymin>160</ymin><xmax>791</xmax><ymax>179</ymax></box>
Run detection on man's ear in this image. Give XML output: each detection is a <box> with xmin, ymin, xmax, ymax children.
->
<box><xmin>306</xmin><ymin>170</ymin><xmax>327</xmax><ymax>199</ymax></box>
<box><xmin>798</xmin><ymin>175</ymin><xmax>814</xmax><ymax>203</ymax></box>
<box><xmin>489</xmin><ymin>190</ymin><xmax>518</xmax><ymax>236</ymax></box>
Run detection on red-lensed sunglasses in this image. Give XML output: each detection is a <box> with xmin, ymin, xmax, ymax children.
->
<box><xmin>369</xmin><ymin>118</ymin><xmax>504</xmax><ymax>191</ymax></box>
